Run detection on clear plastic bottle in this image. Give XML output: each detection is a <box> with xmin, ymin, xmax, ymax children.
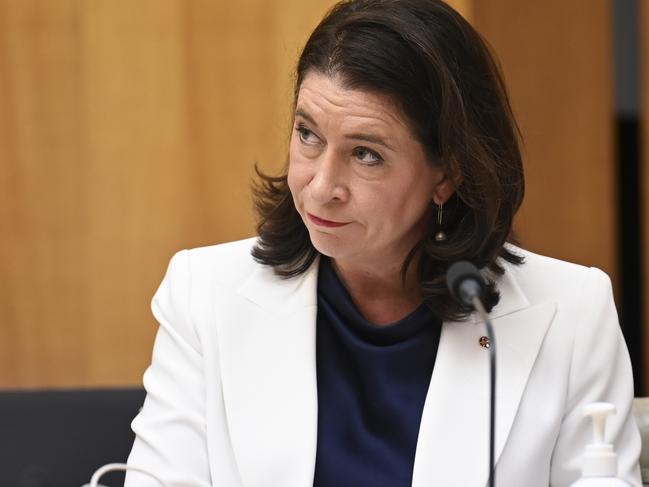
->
<box><xmin>570</xmin><ymin>403</ymin><xmax>630</xmax><ymax>486</ymax></box>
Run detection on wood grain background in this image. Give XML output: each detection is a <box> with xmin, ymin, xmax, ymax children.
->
<box><xmin>0</xmin><ymin>0</ymin><xmax>620</xmax><ymax>388</ymax></box>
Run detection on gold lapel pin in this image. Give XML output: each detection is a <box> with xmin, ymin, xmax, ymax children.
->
<box><xmin>479</xmin><ymin>336</ymin><xmax>490</xmax><ymax>349</ymax></box>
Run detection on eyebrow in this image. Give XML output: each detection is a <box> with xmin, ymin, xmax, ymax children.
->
<box><xmin>294</xmin><ymin>107</ymin><xmax>395</xmax><ymax>152</ymax></box>
<box><xmin>345</xmin><ymin>132</ymin><xmax>395</xmax><ymax>152</ymax></box>
<box><xmin>295</xmin><ymin>108</ymin><xmax>319</xmax><ymax>128</ymax></box>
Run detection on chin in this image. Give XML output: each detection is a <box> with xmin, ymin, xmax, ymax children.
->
<box><xmin>308</xmin><ymin>230</ymin><xmax>350</xmax><ymax>260</ymax></box>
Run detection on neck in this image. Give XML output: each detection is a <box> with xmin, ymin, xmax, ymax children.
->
<box><xmin>330</xmin><ymin>254</ymin><xmax>422</xmax><ymax>326</ymax></box>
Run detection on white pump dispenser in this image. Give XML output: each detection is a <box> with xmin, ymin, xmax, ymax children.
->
<box><xmin>570</xmin><ymin>402</ymin><xmax>630</xmax><ymax>486</ymax></box>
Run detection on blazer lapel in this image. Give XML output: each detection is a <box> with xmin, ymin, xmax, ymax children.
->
<box><xmin>412</xmin><ymin>270</ymin><xmax>557</xmax><ymax>487</ymax></box>
<box><xmin>218</xmin><ymin>258</ymin><xmax>320</xmax><ymax>487</ymax></box>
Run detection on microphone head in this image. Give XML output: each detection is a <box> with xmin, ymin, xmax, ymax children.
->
<box><xmin>446</xmin><ymin>261</ymin><xmax>485</xmax><ymax>307</ymax></box>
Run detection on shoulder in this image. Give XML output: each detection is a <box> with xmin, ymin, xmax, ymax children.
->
<box><xmin>500</xmin><ymin>244</ymin><xmax>613</xmax><ymax>305</ymax></box>
<box><xmin>152</xmin><ymin>237</ymin><xmax>274</xmax><ymax>349</ymax></box>
<box><xmin>160</xmin><ymin>237</ymin><xmax>319</xmax><ymax>315</ymax></box>
<box><xmin>187</xmin><ymin>236</ymin><xmax>257</xmax><ymax>266</ymax></box>
<box><xmin>163</xmin><ymin>237</ymin><xmax>266</xmax><ymax>290</ymax></box>
<box><xmin>187</xmin><ymin>236</ymin><xmax>260</xmax><ymax>283</ymax></box>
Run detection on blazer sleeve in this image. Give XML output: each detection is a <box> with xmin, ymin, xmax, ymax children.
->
<box><xmin>125</xmin><ymin>250</ymin><xmax>212</xmax><ymax>487</ymax></box>
<box><xmin>550</xmin><ymin>267</ymin><xmax>642</xmax><ymax>486</ymax></box>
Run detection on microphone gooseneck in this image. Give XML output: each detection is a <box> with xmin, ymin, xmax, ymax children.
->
<box><xmin>446</xmin><ymin>261</ymin><xmax>496</xmax><ymax>487</ymax></box>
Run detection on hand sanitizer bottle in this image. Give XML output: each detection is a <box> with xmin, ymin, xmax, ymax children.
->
<box><xmin>570</xmin><ymin>402</ymin><xmax>630</xmax><ymax>486</ymax></box>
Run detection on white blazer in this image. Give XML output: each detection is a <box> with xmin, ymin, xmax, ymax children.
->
<box><xmin>125</xmin><ymin>238</ymin><xmax>641</xmax><ymax>487</ymax></box>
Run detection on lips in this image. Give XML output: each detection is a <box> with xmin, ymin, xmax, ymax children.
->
<box><xmin>307</xmin><ymin>213</ymin><xmax>349</xmax><ymax>228</ymax></box>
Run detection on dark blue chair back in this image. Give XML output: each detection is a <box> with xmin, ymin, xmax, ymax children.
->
<box><xmin>0</xmin><ymin>387</ymin><xmax>145</xmax><ymax>487</ymax></box>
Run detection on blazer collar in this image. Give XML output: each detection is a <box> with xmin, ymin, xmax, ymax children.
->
<box><xmin>222</xmin><ymin>257</ymin><xmax>556</xmax><ymax>487</ymax></box>
<box><xmin>235</xmin><ymin>252</ymin><xmax>528</xmax><ymax>318</ymax></box>
<box><xmin>237</xmin><ymin>256</ymin><xmax>320</xmax><ymax>312</ymax></box>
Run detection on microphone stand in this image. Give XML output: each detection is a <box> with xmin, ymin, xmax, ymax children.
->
<box><xmin>472</xmin><ymin>296</ymin><xmax>496</xmax><ymax>487</ymax></box>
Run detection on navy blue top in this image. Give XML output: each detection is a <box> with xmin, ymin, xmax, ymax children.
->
<box><xmin>313</xmin><ymin>257</ymin><xmax>442</xmax><ymax>487</ymax></box>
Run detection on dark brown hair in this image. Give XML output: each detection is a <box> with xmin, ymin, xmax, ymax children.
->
<box><xmin>252</xmin><ymin>0</ymin><xmax>525</xmax><ymax>321</ymax></box>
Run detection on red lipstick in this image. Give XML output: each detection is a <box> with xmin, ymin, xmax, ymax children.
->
<box><xmin>307</xmin><ymin>213</ymin><xmax>349</xmax><ymax>228</ymax></box>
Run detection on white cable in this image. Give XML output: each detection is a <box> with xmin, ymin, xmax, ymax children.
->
<box><xmin>83</xmin><ymin>462</ymin><xmax>166</xmax><ymax>487</ymax></box>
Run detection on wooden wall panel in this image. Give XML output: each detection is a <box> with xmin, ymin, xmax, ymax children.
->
<box><xmin>0</xmin><ymin>0</ymin><xmax>613</xmax><ymax>387</ymax></box>
<box><xmin>0</xmin><ymin>0</ymin><xmax>89</xmax><ymax>386</ymax></box>
<box><xmin>474</xmin><ymin>0</ymin><xmax>616</xmax><ymax>281</ymax></box>
<box><xmin>82</xmin><ymin>0</ymin><xmax>197</xmax><ymax>385</ymax></box>
<box><xmin>0</xmin><ymin>0</ymin><xmax>333</xmax><ymax>387</ymax></box>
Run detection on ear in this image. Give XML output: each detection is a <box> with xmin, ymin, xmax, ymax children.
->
<box><xmin>432</xmin><ymin>170</ymin><xmax>460</xmax><ymax>206</ymax></box>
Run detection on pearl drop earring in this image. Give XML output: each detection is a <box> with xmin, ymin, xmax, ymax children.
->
<box><xmin>434</xmin><ymin>202</ymin><xmax>447</xmax><ymax>242</ymax></box>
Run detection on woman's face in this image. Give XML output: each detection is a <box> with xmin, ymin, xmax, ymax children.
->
<box><xmin>288</xmin><ymin>71</ymin><xmax>452</xmax><ymax>269</ymax></box>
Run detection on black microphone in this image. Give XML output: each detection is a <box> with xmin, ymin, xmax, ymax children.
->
<box><xmin>446</xmin><ymin>261</ymin><xmax>486</xmax><ymax>308</ymax></box>
<box><xmin>446</xmin><ymin>261</ymin><xmax>496</xmax><ymax>487</ymax></box>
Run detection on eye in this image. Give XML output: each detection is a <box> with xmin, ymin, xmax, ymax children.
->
<box><xmin>295</xmin><ymin>124</ymin><xmax>319</xmax><ymax>145</ymax></box>
<box><xmin>353</xmin><ymin>147</ymin><xmax>383</xmax><ymax>166</ymax></box>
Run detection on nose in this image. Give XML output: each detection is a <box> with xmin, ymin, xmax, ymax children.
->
<box><xmin>308</xmin><ymin>150</ymin><xmax>349</xmax><ymax>204</ymax></box>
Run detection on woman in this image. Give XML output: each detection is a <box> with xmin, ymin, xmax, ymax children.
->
<box><xmin>126</xmin><ymin>1</ymin><xmax>641</xmax><ymax>486</ymax></box>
